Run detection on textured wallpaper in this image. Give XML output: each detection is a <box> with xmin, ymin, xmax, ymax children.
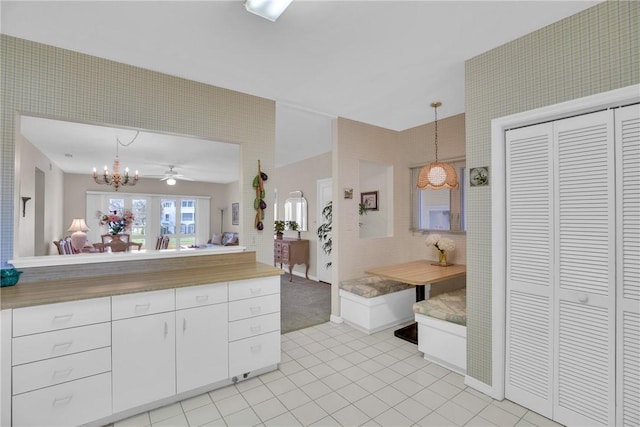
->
<box><xmin>464</xmin><ymin>0</ymin><xmax>639</xmax><ymax>385</ymax></box>
<box><xmin>1</xmin><ymin>35</ymin><xmax>276</xmax><ymax>266</ymax></box>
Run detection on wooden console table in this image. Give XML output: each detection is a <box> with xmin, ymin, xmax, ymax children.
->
<box><xmin>274</xmin><ymin>238</ymin><xmax>309</xmax><ymax>282</ymax></box>
<box><xmin>365</xmin><ymin>260</ymin><xmax>466</xmax><ymax>344</ymax></box>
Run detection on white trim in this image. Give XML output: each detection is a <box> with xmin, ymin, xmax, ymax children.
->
<box><xmin>330</xmin><ymin>314</ymin><xmax>343</xmax><ymax>324</ymax></box>
<box><xmin>465</xmin><ymin>375</ymin><xmax>501</xmax><ymax>400</ymax></box>
<box><xmin>488</xmin><ymin>85</ymin><xmax>640</xmax><ymax>400</ymax></box>
<box><xmin>11</xmin><ymin>246</ymin><xmax>246</xmax><ymax>269</ymax></box>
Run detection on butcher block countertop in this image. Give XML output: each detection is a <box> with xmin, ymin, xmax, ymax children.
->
<box><xmin>1</xmin><ymin>251</ymin><xmax>282</xmax><ymax>310</ymax></box>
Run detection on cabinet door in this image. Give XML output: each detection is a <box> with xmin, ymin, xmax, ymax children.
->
<box><xmin>176</xmin><ymin>304</ymin><xmax>228</xmax><ymax>393</ymax></box>
<box><xmin>112</xmin><ymin>312</ymin><xmax>176</xmax><ymax>413</ymax></box>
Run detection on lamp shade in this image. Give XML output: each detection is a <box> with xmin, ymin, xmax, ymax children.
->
<box><xmin>67</xmin><ymin>218</ymin><xmax>90</xmax><ymax>252</ymax></box>
<box><xmin>67</xmin><ymin>218</ymin><xmax>89</xmax><ymax>232</ymax></box>
<box><xmin>417</xmin><ymin>162</ymin><xmax>459</xmax><ymax>190</ymax></box>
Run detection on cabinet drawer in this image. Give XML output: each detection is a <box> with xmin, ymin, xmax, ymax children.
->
<box><xmin>12</xmin><ymin>323</ymin><xmax>110</xmax><ymax>366</ymax></box>
<box><xmin>13</xmin><ymin>347</ymin><xmax>111</xmax><ymax>395</ymax></box>
<box><xmin>176</xmin><ymin>282</ymin><xmax>227</xmax><ymax>310</ymax></box>
<box><xmin>12</xmin><ymin>297</ymin><xmax>110</xmax><ymax>337</ymax></box>
<box><xmin>229</xmin><ymin>331</ymin><xmax>280</xmax><ymax>377</ymax></box>
<box><xmin>12</xmin><ymin>372</ymin><xmax>111</xmax><ymax>427</ymax></box>
<box><xmin>228</xmin><ymin>277</ymin><xmax>280</xmax><ymax>301</ymax></box>
<box><xmin>112</xmin><ymin>289</ymin><xmax>175</xmax><ymax>320</ymax></box>
<box><xmin>228</xmin><ymin>294</ymin><xmax>280</xmax><ymax>321</ymax></box>
<box><xmin>229</xmin><ymin>313</ymin><xmax>280</xmax><ymax>342</ymax></box>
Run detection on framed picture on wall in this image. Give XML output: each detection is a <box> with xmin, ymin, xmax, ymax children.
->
<box><xmin>361</xmin><ymin>191</ymin><xmax>379</xmax><ymax>211</ymax></box>
<box><xmin>232</xmin><ymin>203</ymin><xmax>239</xmax><ymax>225</ymax></box>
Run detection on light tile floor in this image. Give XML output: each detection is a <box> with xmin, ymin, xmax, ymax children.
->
<box><xmin>112</xmin><ymin>321</ymin><xmax>562</xmax><ymax>427</ymax></box>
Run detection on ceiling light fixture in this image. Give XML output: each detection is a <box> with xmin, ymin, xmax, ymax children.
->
<box><xmin>417</xmin><ymin>102</ymin><xmax>459</xmax><ymax>190</ymax></box>
<box><xmin>244</xmin><ymin>0</ymin><xmax>292</xmax><ymax>22</ymax></box>
<box><xmin>166</xmin><ymin>177</ymin><xmax>177</xmax><ymax>186</ymax></box>
<box><xmin>92</xmin><ymin>131</ymin><xmax>139</xmax><ymax>192</ymax></box>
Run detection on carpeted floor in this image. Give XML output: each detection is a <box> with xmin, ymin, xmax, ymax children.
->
<box><xmin>280</xmin><ymin>273</ymin><xmax>331</xmax><ymax>334</ymax></box>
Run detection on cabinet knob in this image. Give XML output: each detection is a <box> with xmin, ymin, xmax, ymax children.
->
<box><xmin>577</xmin><ymin>293</ymin><xmax>589</xmax><ymax>303</ymax></box>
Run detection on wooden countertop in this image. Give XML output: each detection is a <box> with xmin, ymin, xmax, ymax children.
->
<box><xmin>1</xmin><ymin>261</ymin><xmax>282</xmax><ymax>310</ymax></box>
<box><xmin>365</xmin><ymin>260</ymin><xmax>466</xmax><ymax>286</ymax></box>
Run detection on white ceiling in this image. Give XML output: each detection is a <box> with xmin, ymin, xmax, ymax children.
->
<box><xmin>1</xmin><ymin>0</ymin><xmax>601</xmax><ymax>178</ymax></box>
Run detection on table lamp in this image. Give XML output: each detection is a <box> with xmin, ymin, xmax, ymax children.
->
<box><xmin>67</xmin><ymin>218</ymin><xmax>90</xmax><ymax>252</ymax></box>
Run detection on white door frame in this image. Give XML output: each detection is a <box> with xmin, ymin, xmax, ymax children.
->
<box><xmin>480</xmin><ymin>84</ymin><xmax>640</xmax><ymax>400</ymax></box>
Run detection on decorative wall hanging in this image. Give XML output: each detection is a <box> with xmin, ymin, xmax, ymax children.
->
<box><xmin>253</xmin><ymin>160</ymin><xmax>268</xmax><ymax>230</ymax></box>
<box><xmin>232</xmin><ymin>203</ymin><xmax>239</xmax><ymax>225</ymax></box>
<box><xmin>361</xmin><ymin>191</ymin><xmax>379</xmax><ymax>211</ymax></box>
<box><xmin>470</xmin><ymin>166</ymin><xmax>489</xmax><ymax>187</ymax></box>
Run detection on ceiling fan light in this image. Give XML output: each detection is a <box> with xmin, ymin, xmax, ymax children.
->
<box><xmin>245</xmin><ymin>0</ymin><xmax>292</xmax><ymax>22</ymax></box>
<box><xmin>166</xmin><ymin>178</ymin><xmax>177</xmax><ymax>186</ymax></box>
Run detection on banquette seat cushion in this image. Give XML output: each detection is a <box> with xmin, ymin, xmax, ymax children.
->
<box><xmin>413</xmin><ymin>287</ymin><xmax>466</xmax><ymax>325</ymax></box>
<box><xmin>339</xmin><ymin>275</ymin><xmax>412</xmax><ymax>298</ymax></box>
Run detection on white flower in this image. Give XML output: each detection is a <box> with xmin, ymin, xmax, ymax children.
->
<box><xmin>426</xmin><ymin>234</ymin><xmax>455</xmax><ymax>253</ymax></box>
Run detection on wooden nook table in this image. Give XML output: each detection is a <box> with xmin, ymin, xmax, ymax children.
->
<box><xmin>365</xmin><ymin>260</ymin><xmax>466</xmax><ymax>344</ymax></box>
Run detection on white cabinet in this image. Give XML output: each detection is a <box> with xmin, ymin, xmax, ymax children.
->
<box><xmin>112</xmin><ymin>290</ymin><xmax>176</xmax><ymax>413</ymax></box>
<box><xmin>10</xmin><ymin>298</ymin><xmax>112</xmax><ymax>427</ymax></box>
<box><xmin>176</xmin><ymin>283</ymin><xmax>228</xmax><ymax>393</ymax></box>
<box><xmin>228</xmin><ymin>277</ymin><xmax>280</xmax><ymax>377</ymax></box>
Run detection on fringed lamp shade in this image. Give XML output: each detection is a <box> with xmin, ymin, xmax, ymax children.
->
<box><xmin>417</xmin><ymin>161</ymin><xmax>459</xmax><ymax>190</ymax></box>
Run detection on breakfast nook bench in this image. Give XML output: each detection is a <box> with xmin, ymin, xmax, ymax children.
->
<box><xmin>413</xmin><ymin>287</ymin><xmax>467</xmax><ymax>374</ymax></box>
<box><xmin>339</xmin><ymin>275</ymin><xmax>415</xmax><ymax>334</ymax></box>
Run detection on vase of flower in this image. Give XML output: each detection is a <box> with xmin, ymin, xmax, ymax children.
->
<box><xmin>97</xmin><ymin>209</ymin><xmax>135</xmax><ymax>236</ymax></box>
<box><xmin>426</xmin><ymin>233</ymin><xmax>455</xmax><ymax>267</ymax></box>
<box><xmin>438</xmin><ymin>251</ymin><xmax>448</xmax><ymax>266</ymax></box>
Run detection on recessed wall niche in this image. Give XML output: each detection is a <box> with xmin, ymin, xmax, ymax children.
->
<box><xmin>359</xmin><ymin>160</ymin><xmax>393</xmax><ymax>239</ymax></box>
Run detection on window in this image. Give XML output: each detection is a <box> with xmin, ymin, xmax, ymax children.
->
<box><xmin>410</xmin><ymin>160</ymin><xmax>466</xmax><ymax>232</ymax></box>
<box><xmin>87</xmin><ymin>192</ymin><xmax>209</xmax><ymax>250</ymax></box>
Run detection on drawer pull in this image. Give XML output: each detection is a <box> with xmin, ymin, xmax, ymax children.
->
<box><xmin>250</xmin><ymin>288</ymin><xmax>262</xmax><ymax>295</ymax></box>
<box><xmin>250</xmin><ymin>344</ymin><xmax>262</xmax><ymax>353</ymax></box>
<box><xmin>135</xmin><ymin>303</ymin><xmax>151</xmax><ymax>312</ymax></box>
<box><xmin>250</xmin><ymin>325</ymin><xmax>262</xmax><ymax>334</ymax></box>
<box><xmin>249</xmin><ymin>306</ymin><xmax>261</xmax><ymax>315</ymax></box>
<box><xmin>51</xmin><ymin>342</ymin><xmax>73</xmax><ymax>354</ymax></box>
<box><xmin>52</xmin><ymin>314</ymin><xmax>73</xmax><ymax>324</ymax></box>
<box><xmin>164</xmin><ymin>322</ymin><xmax>169</xmax><ymax>337</ymax></box>
<box><xmin>183</xmin><ymin>318</ymin><xmax>187</xmax><ymax>332</ymax></box>
<box><xmin>195</xmin><ymin>295</ymin><xmax>209</xmax><ymax>302</ymax></box>
<box><xmin>52</xmin><ymin>368</ymin><xmax>73</xmax><ymax>379</ymax></box>
<box><xmin>52</xmin><ymin>395</ymin><xmax>73</xmax><ymax>406</ymax></box>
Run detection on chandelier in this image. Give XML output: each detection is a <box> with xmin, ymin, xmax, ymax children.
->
<box><xmin>417</xmin><ymin>102</ymin><xmax>459</xmax><ymax>190</ymax></box>
<box><xmin>92</xmin><ymin>131</ymin><xmax>139</xmax><ymax>192</ymax></box>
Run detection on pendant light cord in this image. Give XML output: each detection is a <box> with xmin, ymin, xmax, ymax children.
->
<box><xmin>430</xmin><ymin>101</ymin><xmax>441</xmax><ymax>162</ymax></box>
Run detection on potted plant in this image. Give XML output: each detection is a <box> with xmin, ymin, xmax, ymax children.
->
<box><xmin>274</xmin><ymin>220</ymin><xmax>285</xmax><ymax>239</ymax></box>
<box><xmin>286</xmin><ymin>220</ymin><xmax>300</xmax><ymax>239</ymax></box>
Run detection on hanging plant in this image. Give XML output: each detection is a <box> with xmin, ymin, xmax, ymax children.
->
<box><xmin>253</xmin><ymin>160</ymin><xmax>268</xmax><ymax>230</ymax></box>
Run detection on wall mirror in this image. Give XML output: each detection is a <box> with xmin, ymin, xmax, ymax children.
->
<box><xmin>284</xmin><ymin>191</ymin><xmax>307</xmax><ymax>231</ymax></box>
<box><xmin>410</xmin><ymin>159</ymin><xmax>466</xmax><ymax>232</ymax></box>
<box><xmin>14</xmin><ymin>113</ymin><xmax>240</xmax><ymax>259</ymax></box>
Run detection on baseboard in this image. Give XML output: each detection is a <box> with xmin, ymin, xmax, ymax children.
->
<box><xmin>330</xmin><ymin>315</ymin><xmax>343</xmax><ymax>324</ymax></box>
<box><xmin>464</xmin><ymin>375</ymin><xmax>502</xmax><ymax>400</ymax></box>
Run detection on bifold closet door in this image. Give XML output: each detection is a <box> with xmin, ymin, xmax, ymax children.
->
<box><xmin>616</xmin><ymin>104</ymin><xmax>640</xmax><ymax>427</ymax></box>
<box><xmin>552</xmin><ymin>110</ymin><xmax>616</xmax><ymax>426</ymax></box>
<box><xmin>505</xmin><ymin>122</ymin><xmax>554</xmax><ymax>419</ymax></box>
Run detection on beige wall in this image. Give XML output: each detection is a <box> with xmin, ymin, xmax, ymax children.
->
<box><xmin>273</xmin><ymin>151</ymin><xmax>332</xmax><ymax>279</ymax></box>
<box><xmin>464</xmin><ymin>1</ymin><xmax>639</xmax><ymax>386</ymax></box>
<box><xmin>15</xmin><ymin>135</ymin><xmax>64</xmax><ymax>257</ymax></box>
<box><xmin>1</xmin><ymin>35</ymin><xmax>276</xmax><ymax>266</ymax></box>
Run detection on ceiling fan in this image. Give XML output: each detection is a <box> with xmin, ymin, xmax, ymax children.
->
<box><xmin>156</xmin><ymin>165</ymin><xmax>194</xmax><ymax>185</ymax></box>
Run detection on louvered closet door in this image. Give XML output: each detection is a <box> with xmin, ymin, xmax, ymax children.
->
<box><xmin>616</xmin><ymin>104</ymin><xmax>640</xmax><ymax>427</ymax></box>
<box><xmin>505</xmin><ymin>123</ymin><xmax>554</xmax><ymax>418</ymax></box>
<box><xmin>552</xmin><ymin>110</ymin><xmax>616</xmax><ymax>426</ymax></box>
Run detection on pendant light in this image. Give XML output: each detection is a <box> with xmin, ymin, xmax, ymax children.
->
<box><xmin>417</xmin><ymin>102</ymin><xmax>459</xmax><ymax>190</ymax></box>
